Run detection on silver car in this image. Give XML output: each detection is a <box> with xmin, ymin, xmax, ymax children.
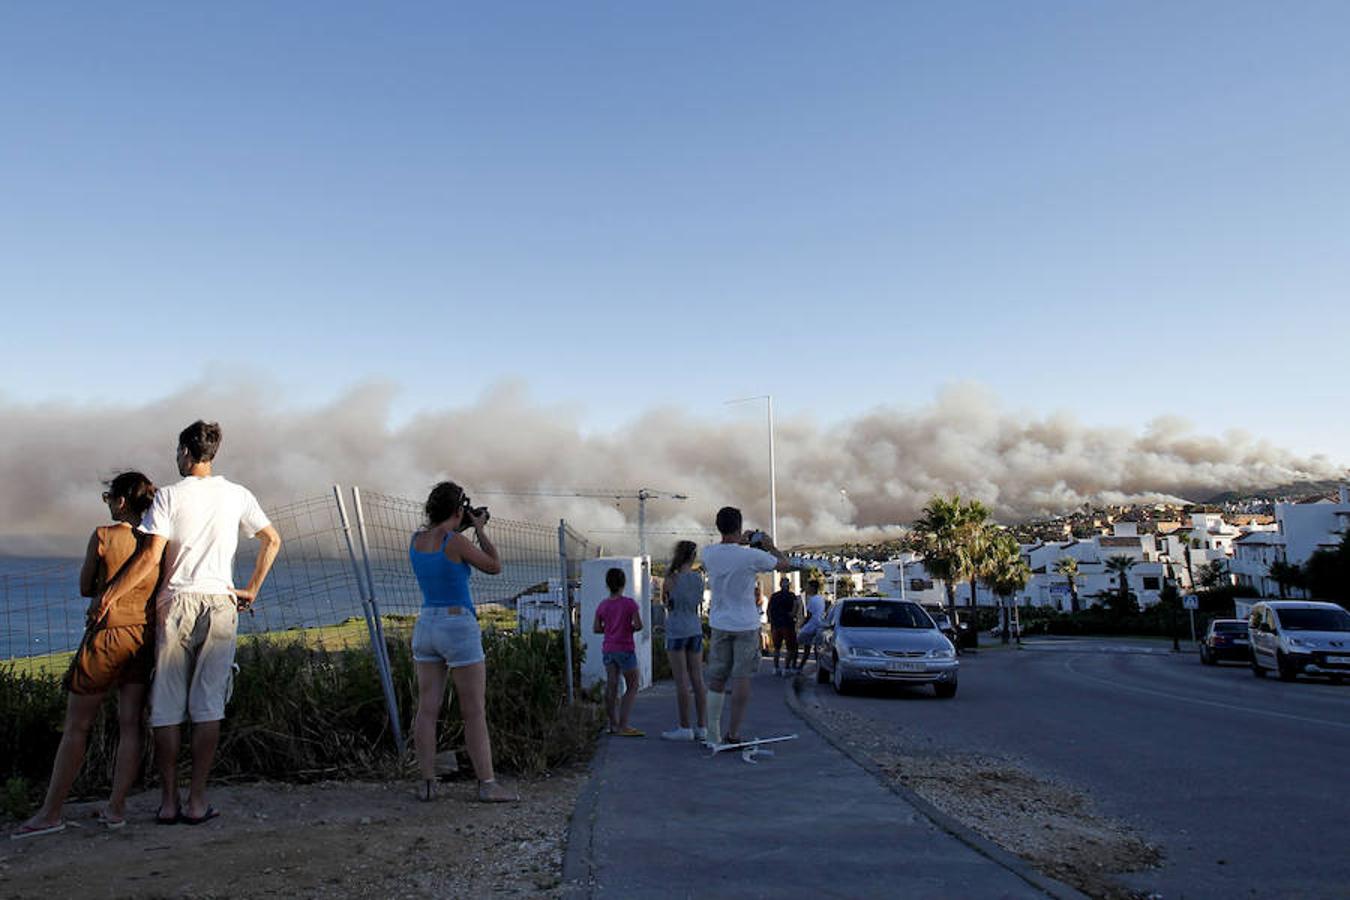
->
<box><xmin>1249</xmin><ymin>600</ymin><xmax>1350</xmax><ymax>682</ymax></box>
<box><xmin>816</xmin><ymin>597</ymin><xmax>959</xmax><ymax>697</ymax></box>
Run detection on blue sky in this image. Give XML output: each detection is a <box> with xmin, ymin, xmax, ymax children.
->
<box><xmin>2</xmin><ymin>2</ymin><xmax>1347</xmax><ymax>460</ymax></box>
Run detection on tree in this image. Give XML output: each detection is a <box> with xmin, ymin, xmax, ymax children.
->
<box><xmin>834</xmin><ymin>574</ymin><xmax>856</xmax><ymax>599</ymax></box>
<box><xmin>982</xmin><ymin>533</ymin><xmax>1031</xmax><ymax>643</ymax></box>
<box><xmin>1266</xmin><ymin>559</ymin><xmax>1302</xmax><ymax>600</ymax></box>
<box><xmin>1104</xmin><ymin>555</ymin><xmax>1138</xmax><ymax>615</ymax></box>
<box><xmin>1053</xmin><ymin>557</ymin><xmax>1081</xmax><ymax>613</ymax></box>
<box><xmin>960</xmin><ymin>500</ymin><xmax>994</xmax><ymax>612</ymax></box>
<box><xmin>1302</xmin><ymin>532</ymin><xmax>1350</xmax><ymax>608</ymax></box>
<box><xmin>910</xmin><ymin>496</ymin><xmax>969</xmax><ymax>619</ymax></box>
<box><xmin>1196</xmin><ymin>560</ymin><xmax>1228</xmax><ymax>591</ymax></box>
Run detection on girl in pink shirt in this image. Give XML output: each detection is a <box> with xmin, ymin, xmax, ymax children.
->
<box><xmin>593</xmin><ymin>567</ymin><xmax>644</xmax><ymax>736</ymax></box>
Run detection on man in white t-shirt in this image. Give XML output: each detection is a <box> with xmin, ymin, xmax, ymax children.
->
<box><xmin>701</xmin><ymin>506</ymin><xmax>791</xmax><ymax>746</ymax></box>
<box><xmin>98</xmin><ymin>420</ymin><xmax>281</xmax><ymax>825</ymax></box>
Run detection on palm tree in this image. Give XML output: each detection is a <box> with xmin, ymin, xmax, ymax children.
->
<box><xmin>983</xmin><ymin>533</ymin><xmax>1031</xmax><ymax>643</ymax></box>
<box><xmin>1104</xmin><ymin>555</ymin><xmax>1137</xmax><ymax>614</ymax></box>
<box><xmin>1266</xmin><ymin>560</ymin><xmax>1300</xmax><ymax>599</ymax></box>
<box><xmin>960</xmin><ymin>500</ymin><xmax>994</xmax><ymax>612</ymax></box>
<box><xmin>1053</xmin><ymin>556</ymin><xmax>1081</xmax><ymax>613</ymax></box>
<box><xmin>910</xmin><ymin>496</ymin><xmax>969</xmax><ymax>620</ymax></box>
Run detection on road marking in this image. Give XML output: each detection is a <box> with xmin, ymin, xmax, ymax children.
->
<box><xmin>1062</xmin><ymin>656</ymin><xmax>1350</xmax><ymax>731</ymax></box>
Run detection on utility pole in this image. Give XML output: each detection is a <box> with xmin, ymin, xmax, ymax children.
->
<box><xmin>725</xmin><ymin>394</ymin><xmax>778</xmax><ymax>544</ymax></box>
<box><xmin>477</xmin><ymin>487</ymin><xmax>688</xmax><ymax>559</ymax></box>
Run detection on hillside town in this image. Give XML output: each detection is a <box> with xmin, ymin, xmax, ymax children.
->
<box><xmin>795</xmin><ymin>483</ymin><xmax>1350</xmax><ymax>619</ymax></box>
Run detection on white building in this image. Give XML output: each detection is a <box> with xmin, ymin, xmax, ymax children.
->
<box><xmin>1230</xmin><ymin>485</ymin><xmax>1350</xmax><ymax>611</ymax></box>
<box><xmin>881</xmin><ymin>523</ymin><xmax>1169</xmax><ymax>612</ymax></box>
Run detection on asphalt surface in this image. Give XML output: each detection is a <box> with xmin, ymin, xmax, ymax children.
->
<box><xmin>564</xmin><ymin>671</ymin><xmax>1064</xmax><ymax>899</ymax></box>
<box><xmin>804</xmin><ymin>637</ymin><xmax>1350</xmax><ymax>898</ymax></box>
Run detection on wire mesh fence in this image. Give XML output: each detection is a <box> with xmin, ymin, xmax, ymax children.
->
<box><xmin>234</xmin><ymin>491</ymin><xmax>369</xmax><ymax>648</ymax></box>
<box><xmin>353</xmin><ymin>489</ymin><xmax>572</xmax><ymax>632</ymax></box>
<box><xmin>1</xmin><ymin>487</ymin><xmax>595</xmax><ymax>676</ymax></box>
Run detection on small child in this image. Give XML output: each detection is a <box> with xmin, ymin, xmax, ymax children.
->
<box><xmin>593</xmin><ymin>567</ymin><xmax>644</xmax><ymax>737</ymax></box>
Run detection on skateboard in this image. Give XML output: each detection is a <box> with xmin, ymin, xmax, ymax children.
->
<box><xmin>706</xmin><ymin>733</ymin><xmax>798</xmax><ymax>764</ymax></box>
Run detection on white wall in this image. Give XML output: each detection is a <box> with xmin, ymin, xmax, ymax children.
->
<box><xmin>1277</xmin><ymin>499</ymin><xmax>1350</xmax><ymax>565</ymax></box>
<box><xmin>580</xmin><ymin>557</ymin><xmax>653</xmax><ymax>692</ymax></box>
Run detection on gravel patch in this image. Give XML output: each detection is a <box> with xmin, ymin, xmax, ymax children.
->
<box><xmin>805</xmin><ymin>700</ymin><xmax>1163</xmax><ymax>899</ymax></box>
<box><xmin>0</xmin><ymin>768</ymin><xmax>587</xmax><ymax>898</ymax></box>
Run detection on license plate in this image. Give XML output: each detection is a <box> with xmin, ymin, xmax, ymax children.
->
<box><xmin>1327</xmin><ymin>655</ymin><xmax>1350</xmax><ymax>665</ymax></box>
<box><xmin>1234</xmin><ymin>639</ymin><xmax>1248</xmax><ymax>645</ymax></box>
<box><xmin>888</xmin><ymin>661</ymin><xmax>925</xmax><ymax>672</ymax></box>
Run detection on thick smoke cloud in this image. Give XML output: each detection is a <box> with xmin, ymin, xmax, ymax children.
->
<box><xmin>0</xmin><ymin>380</ymin><xmax>1342</xmax><ymax>555</ymax></box>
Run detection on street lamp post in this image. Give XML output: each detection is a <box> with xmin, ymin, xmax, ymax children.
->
<box><xmin>725</xmin><ymin>394</ymin><xmax>777</xmax><ymax>545</ymax></box>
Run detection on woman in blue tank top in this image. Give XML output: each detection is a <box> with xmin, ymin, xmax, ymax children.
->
<box><xmin>409</xmin><ymin>481</ymin><xmax>516</xmax><ymax>803</ymax></box>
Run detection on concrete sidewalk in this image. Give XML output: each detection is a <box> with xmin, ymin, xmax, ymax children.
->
<box><xmin>563</xmin><ymin>669</ymin><xmax>1057</xmax><ymax>899</ymax></box>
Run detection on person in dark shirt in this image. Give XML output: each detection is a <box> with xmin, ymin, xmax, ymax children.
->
<box><xmin>767</xmin><ymin>577</ymin><xmax>799</xmax><ymax>676</ymax></box>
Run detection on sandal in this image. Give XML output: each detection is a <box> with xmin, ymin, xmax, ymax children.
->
<box><xmin>97</xmin><ymin>810</ymin><xmax>127</xmax><ymax>830</ymax></box>
<box><xmin>11</xmin><ymin>821</ymin><xmax>65</xmax><ymax>841</ymax></box>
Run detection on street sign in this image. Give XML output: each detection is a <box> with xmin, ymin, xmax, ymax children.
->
<box><xmin>1183</xmin><ymin>595</ymin><xmax>1199</xmax><ymax>610</ymax></box>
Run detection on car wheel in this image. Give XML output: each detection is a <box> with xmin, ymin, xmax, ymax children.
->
<box><xmin>1251</xmin><ymin>657</ymin><xmax>1267</xmax><ymax>678</ymax></box>
<box><xmin>934</xmin><ymin>680</ymin><xmax>957</xmax><ymax>699</ymax></box>
<box><xmin>1199</xmin><ymin>647</ymin><xmax>1212</xmax><ymax>665</ymax></box>
<box><xmin>1276</xmin><ymin>651</ymin><xmax>1298</xmax><ymax>682</ymax></box>
<box><xmin>830</xmin><ymin>656</ymin><xmax>849</xmax><ymax>695</ymax></box>
<box><xmin>815</xmin><ymin>657</ymin><xmax>830</xmax><ymax>684</ymax></box>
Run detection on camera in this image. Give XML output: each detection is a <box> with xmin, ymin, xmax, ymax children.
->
<box><xmin>457</xmin><ymin>495</ymin><xmax>490</xmax><ymax>531</ymax></box>
<box><xmin>745</xmin><ymin>530</ymin><xmax>769</xmax><ymax>549</ymax></box>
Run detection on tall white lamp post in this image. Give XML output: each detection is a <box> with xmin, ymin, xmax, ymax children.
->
<box><xmin>725</xmin><ymin>394</ymin><xmax>777</xmax><ymax>545</ymax></box>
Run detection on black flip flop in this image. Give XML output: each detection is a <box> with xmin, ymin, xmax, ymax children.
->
<box><xmin>179</xmin><ymin>807</ymin><xmax>219</xmax><ymax>826</ymax></box>
<box><xmin>155</xmin><ymin>808</ymin><xmax>181</xmax><ymax>826</ymax></box>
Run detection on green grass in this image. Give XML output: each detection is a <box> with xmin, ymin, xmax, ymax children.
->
<box><xmin>1</xmin><ymin>622</ymin><xmax>599</xmax><ymax>813</ymax></box>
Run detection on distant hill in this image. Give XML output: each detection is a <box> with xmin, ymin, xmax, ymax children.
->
<box><xmin>1199</xmin><ymin>479</ymin><xmax>1346</xmax><ymax>505</ymax></box>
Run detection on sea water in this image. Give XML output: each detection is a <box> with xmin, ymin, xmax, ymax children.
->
<box><xmin>1</xmin><ymin>553</ymin><xmax>561</xmax><ymax>660</ymax></box>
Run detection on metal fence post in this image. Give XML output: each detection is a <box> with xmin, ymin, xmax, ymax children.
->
<box><xmin>334</xmin><ymin>485</ymin><xmax>383</xmax><ymax>654</ymax></box>
<box><xmin>559</xmin><ymin>519</ymin><xmax>575</xmax><ymax>705</ymax></box>
<box><xmin>350</xmin><ymin>486</ymin><xmax>406</xmax><ymax>753</ymax></box>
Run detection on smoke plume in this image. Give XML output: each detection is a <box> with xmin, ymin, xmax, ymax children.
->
<box><xmin>0</xmin><ymin>380</ymin><xmax>1342</xmax><ymax>555</ymax></box>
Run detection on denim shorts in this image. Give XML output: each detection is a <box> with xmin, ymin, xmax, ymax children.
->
<box><xmin>603</xmin><ymin>650</ymin><xmax>638</xmax><ymax>672</ymax></box>
<box><xmin>412</xmin><ymin>606</ymin><xmax>485</xmax><ymax>668</ymax></box>
<box><xmin>665</xmin><ymin>633</ymin><xmax>704</xmax><ymax>653</ymax></box>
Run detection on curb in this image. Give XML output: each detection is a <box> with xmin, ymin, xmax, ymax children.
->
<box><xmin>784</xmin><ymin>676</ymin><xmax>1088</xmax><ymax>900</ymax></box>
<box><xmin>560</xmin><ymin>728</ymin><xmax>610</xmax><ymax>900</ymax></box>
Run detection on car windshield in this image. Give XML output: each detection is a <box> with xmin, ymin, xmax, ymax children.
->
<box><xmin>1214</xmin><ymin>622</ymin><xmax>1248</xmax><ymax>634</ymax></box>
<box><xmin>1275</xmin><ymin>608</ymin><xmax>1350</xmax><ymax>632</ymax></box>
<box><xmin>840</xmin><ymin>602</ymin><xmax>932</xmax><ymax>629</ymax></box>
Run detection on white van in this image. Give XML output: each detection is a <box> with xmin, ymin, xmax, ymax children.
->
<box><xmin>1248</xmin><ymin>600</ymin><xmax>1350</xmax><ymax>682</ymax></box>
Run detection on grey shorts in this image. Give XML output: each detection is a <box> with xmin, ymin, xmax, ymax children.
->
<box><xmin>707</xmin><ymin>628</ymin><xmax>760</xmax><ymax>681</ymax></box>
<box><xmin>150</xmin><ymin>592</ymin><xmax>238</xmax><ymax>727</ymax></box>
<box><xmin>412</xmin><ymin>606</ymin><xmax>485</xmax><ymax>668</ymax></box>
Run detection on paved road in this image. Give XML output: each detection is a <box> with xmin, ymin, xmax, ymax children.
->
<box><xmin>804</xmin><ymin>638</ymin><xmax>1350</xmax><ymax>898</ymax></box>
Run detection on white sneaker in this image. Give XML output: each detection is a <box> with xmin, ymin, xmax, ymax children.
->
<box><xmin>693</xmin><ymin>726</ymin><xmax>707</xmax><ymax>742</ymax></box>
<box><xmin>661</xmin><ymin>727</ymin><xmax>694</xmax><ymax>741</ymax></box>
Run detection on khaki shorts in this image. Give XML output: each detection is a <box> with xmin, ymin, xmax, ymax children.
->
<box><xmin>150</xmin><ymin>592</ymin><xmax>238</xmax><ymax>727</ymax></box>
<box><xmin>64</xmin><ymin>623</ymin><xmax>154</xmax><ymax>695</ymax></box>
<box><xmin>707</xmin><ymin>628</ymin><xmax>760</xmax><ymax>682</ymax></box>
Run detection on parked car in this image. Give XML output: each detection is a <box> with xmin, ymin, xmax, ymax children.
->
<box><xmin>816</xmin><ymin>597</ymin><xmax>958</xmax><ymax>697</ymax></box>
<box><xmin>1199</xmin><ymin>618</ymin><xmax>1250</xmax><ymax>665</ymax></box>
<box><xmin>1248</xmin><ymin>600</ymin><xmax>1350</xmax><ymax>682</ymax></box>
<box><xmin>924</xmin><ymin>606</ymin><xmax>959</xmax><ymax>647</ymax></box>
